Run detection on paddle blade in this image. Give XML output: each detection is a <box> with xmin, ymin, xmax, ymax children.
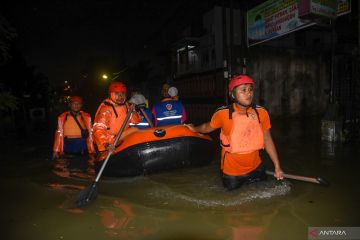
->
<box><xmin>74</xmin><ymin>182</ymin><xmax>98</xmax><ymax>208</ymax></box>
<box><xmin>316</xmin><ymin>177</ymin><xmax>330</xmax><ymax>186</ymax></box>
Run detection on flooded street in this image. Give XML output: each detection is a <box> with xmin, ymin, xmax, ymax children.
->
<box><xmin>1</xmin><ymin>117</ymin><xmax>359</xmax><ymax>240</ymax></box>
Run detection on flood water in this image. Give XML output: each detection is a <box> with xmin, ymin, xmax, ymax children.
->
<box><xmin>1</xmin><ymin>117</ymin><xmax>359</xmax><ymax>240</ymax></box>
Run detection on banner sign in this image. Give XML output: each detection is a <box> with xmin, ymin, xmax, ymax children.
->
<box><xmin>298</xmin><ymin>0</ymin><xmax>338</xmax><ymax>19</ymax></box>
<box><xmin>337</xmin><ymin>0</ymin><xmax>351</xmax><ymax>16</ymax></box>
<box><xmin>247</xmin><ymin>0</ymin><xmax>315</xmax><ymax>47</ymax></box>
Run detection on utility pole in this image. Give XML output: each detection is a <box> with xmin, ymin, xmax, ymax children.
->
<box><xmin>330</xmin><ymin>18</ymin><xmax>337</xmax><ymax>104</ymax></box>
<box><xmin>229</xmin><ymin>0</ymin><xmax>234</xmax><ymax>80</ymax></box>
<box><xmin>358</xmin><ymin>0</ymin><xmax>360</xmax><ymax>52</ymax></box>
<box><xmin>240</xmin><ymin>1</ymin><xmax>248</xmax><ymax>74</ymax></box>
<box><xmin>222</xmin><ymin>2</ymin><xmax>229</xmax><ymax>104</ymax></box>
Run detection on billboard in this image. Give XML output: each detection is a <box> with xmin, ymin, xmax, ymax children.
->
<box><xmin>247</xmin><ymin>0</ymin><xmax>316</xmax><ymax>47</ymax></box>
<box><xmin>299</xmin><ymin>0</ymin><xmax>340</xmax><ymax>19</ymax></box>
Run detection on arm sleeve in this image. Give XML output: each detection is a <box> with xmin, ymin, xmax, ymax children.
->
<box><xmin>209</xmin><ymin>110</ymin><xmax>223</xmax><ymax>129</ymax></box>
<box><xmin>93</xmin><ymin>107</ymin><xmax>113</xmax><ymax>151</ymax></box>
<box><xmin>53</xmin><ymin>114</ymin><xmax>64</xmax><ymax>153</ymax></box>
<box><xmin>83</xmin><ymin>112</ymin><xmax>95</xmax><ymax>154</ymax></box>
<box><xmin>130</xmin><ymin>110</ymin><xmax>142</xmax><ymax>124</ymax></box>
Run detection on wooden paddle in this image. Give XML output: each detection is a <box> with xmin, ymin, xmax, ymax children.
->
<box><xmin>74</xmin><ymin>108</ymin><xmax>133</xmax><ymax>208</ymax></box>
<box><xmin>266</xmin><ymin>170</ymin><xmax>329</xmax><ymax>186</ymax></box>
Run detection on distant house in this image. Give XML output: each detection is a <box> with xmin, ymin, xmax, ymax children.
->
<box><xmin>171</xmin><ymin>6</ymin><xmax>242</xmax><ymax>124</ymax></box>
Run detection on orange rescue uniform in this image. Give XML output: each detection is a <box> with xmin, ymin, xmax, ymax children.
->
<box><xmin>210</xmin><ymin>103</ymin><xmax>271</xmax><ymax>176</ymax></box>
<box><xmin>93</xmin><ymin>99</ymin><xmax>142</xmax><ymax>151</ymax></box>
<box><xmin>53</xmin><ymin>111</ymin><xmax>95</xmax><ymax>154</ymax></box>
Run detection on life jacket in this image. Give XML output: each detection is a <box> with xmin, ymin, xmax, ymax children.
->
<box><xmin>153</xmin><ymin>98</ymin><xmax>184</xmax><ymax>126</ymax></box>
<box><xmin>63</xmin><ymin>112</ymin><xmax>86</xmax><ymax>138</ymax></box>
<box><xmin>53</xmin><ymin>111</ymin><xmax>95</xmax><ymax>154</ymax></box>
<box><xmin>220</xmin><ymin>103</ymin><xmax>264</xmax><ymax>154</ymax></box>
<box><xmin>93</xmin><ymin>99</ymin><xmax>142</xmax><ymax>151</ymax></box>
<box><xmin>129</xmin><ymin>108</ymin><xmax>153</xmax><ymax>129</ymax></box>
<box><xmin>95</xmin><ymin>100</ymin><xmax>130</xmax><ymax>136</ymax></box>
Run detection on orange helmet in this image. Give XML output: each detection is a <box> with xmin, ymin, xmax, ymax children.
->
<box><xmin>70</xmin><ymin>96</ymin><xmax>83</xmax><ymax>104</ymax></box>
<box><xmin>228</xmin><ymin>75</ymin><xmax>254</xmax><ymax>92</ymax></box>
<box><xmin>109</xmin><ymin>82</ymin><xmax>127</xmax><ymax>93</ymax></box>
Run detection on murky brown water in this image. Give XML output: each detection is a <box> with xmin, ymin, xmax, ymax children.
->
<box><xmin>1</xmin><ymin>118</ymin><xmax>359</xmax><ymax>240</ymax></box>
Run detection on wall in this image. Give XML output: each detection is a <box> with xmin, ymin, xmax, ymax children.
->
<box><xmin>176</xmin><ymin>47</ymin><xmax>330</xmax><ymax>124</ymax></box>
<box><xmin>248</xmin><ymin>47</ymin><xmax>330</xmax><ymax>118</ymax></box>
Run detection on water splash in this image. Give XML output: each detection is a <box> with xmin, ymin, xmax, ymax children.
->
<box><xmin>148</xmin><ymin>180</ymin><xmax>291</xmax><ymax>208</ymax></box>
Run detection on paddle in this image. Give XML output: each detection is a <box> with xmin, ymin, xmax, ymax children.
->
<box><xmin>266</xmin><ymin>170</ymin><xmax>329</xmax><ymax>186</ymax></box>
<box><xmin>74</xmin><ymin>108</ymin><xmax>133</xmax><ymax>208</ymax></box>
<box><xmin>139</xmin><ymin>107</ymin><xmax>154</xmax><ymax>128</ymax></box>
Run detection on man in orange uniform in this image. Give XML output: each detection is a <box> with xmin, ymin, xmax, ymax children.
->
<box><xmin>93</xmin><ymin>82</ymin><xmax>142</xmax><ymax>153</ymax></box>
<box><xmin>187</xmin><ymin>74</ymin><xmax>284</xmax><ymax>190</ymax></box>
<box><xmin>53</xmin><ymin>96</ymin><xmax>95</xmax><ymax>159</ymax></box>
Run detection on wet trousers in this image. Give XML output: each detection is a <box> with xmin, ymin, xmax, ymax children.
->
<box><xmin>222</xmin><ymin>163</ymin><xmax>267</xmax><ymax>191</ymax></box>
<box><xmin>63</xmin><ymin>137</ymin><xmax>87</xmax><ymax>155</ymax></box>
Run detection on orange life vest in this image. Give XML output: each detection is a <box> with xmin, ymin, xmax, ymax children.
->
<box><xmin>63</xmin><ymin>113</ymin><xmax>86</xmax><ymax>138</ymax></box>
<box><xmin>220</xmin><ymin>107</ymin><xmax>264</xmax><ymax>154</ymax></box>
<box><xmin>53</xmin><ymin>111</ymin><xmax>95</xmax><ymax>154</ymax></box>
<box><xmin>93</xmin><ymin>99</ymin><xmax>142</xmax><ymax>151</ymax></box>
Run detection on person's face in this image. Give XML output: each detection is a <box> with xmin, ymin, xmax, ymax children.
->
<box><xmin>110</xmin><ymin>91</ymin><xmax>126</xmax><ymax>104</ymax></box>
<box><xmin>70</xmin><ymin>102</ymin><xmax>83</xmax><ymax>112</ymax></box>
<box><xmin>232</xmin><ymin>83</ymin><xmax>254</xmax><ymax>107</ymax></box>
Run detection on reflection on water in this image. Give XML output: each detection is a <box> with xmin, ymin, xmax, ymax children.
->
<box><xmin>1</xmin><ymin>117</ymin><xmax>359</xmax><ymax>240</ymax></box>
<box><xmin>52</xmin><ymin>154</ymin><xmax>95</xmax><ymax>180</ymax></box>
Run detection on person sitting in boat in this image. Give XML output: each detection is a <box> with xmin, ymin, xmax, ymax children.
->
<box><xmin>93</xmin><ymin>82</ymin><xmax>142</xmax><ymax>152</ymax></box>
<box><xmin>52</xmin><ymin>96</ymin><xmax>96</xmax><ymax>159</ymax></box>
<box><xmin>186</xmin><ymin>74</ymin><xmax>284</xmax><ymax>190</ymax></box>
<box><xmin>152</xmin><ymin>84</ymin><xmax>187</xmax><ymax>127</ymax></box>
<box><xmin>128</xmin><ymin>93</ymin><xmax>154</xmax><ymax>129</ymax></box>
<box><xmin>130</xmin><ymin>88</ymin><xmax>149</xmax><ymax>108</ymax></box>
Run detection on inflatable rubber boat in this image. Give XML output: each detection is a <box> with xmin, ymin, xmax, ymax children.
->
<box><xmin>95</xmin><ymin>125</ymin><xmax>215</xmax><ymax>177</ymax></box>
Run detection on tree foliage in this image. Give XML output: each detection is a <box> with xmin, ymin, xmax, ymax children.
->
<box><xmin>0</xmin><ymin>92</ymin><xmax>18</xmax><ymax>111</ymax></box>
<box><xmin>0</xmin><ymin>14</ymin><xmax>17</xmax><ymax>65</ymax></box>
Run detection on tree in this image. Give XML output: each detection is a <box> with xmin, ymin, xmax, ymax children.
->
<box><xmin>0</xmin><ymin>14</ymin><xmax>17</xmax><ymax>65</ymax></box>
<box><xmin>0</xmin><ymin>91</ymin><xmax>18</xmax><ymax>111</ymax></box>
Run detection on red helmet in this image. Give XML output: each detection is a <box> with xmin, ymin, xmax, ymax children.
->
<box><xmin>109</xmin><ymin>82</ymin><xmax>127</xmax><ymax>93</ymax></box>
<box><xmin>228</xmin><ymin>75</ymin><xmax>254</xmax><ymax>92</ymax></box>
<box><xmin>70</xmin><ymin>96</ymin><xmax>83</xmax><ymax>104</ymax></box>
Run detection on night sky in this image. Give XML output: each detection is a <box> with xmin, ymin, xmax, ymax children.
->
<box><xmin>1</xmin><ymin>1</ymin><xmax>216</xmax><ymax>87</ymax></box>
